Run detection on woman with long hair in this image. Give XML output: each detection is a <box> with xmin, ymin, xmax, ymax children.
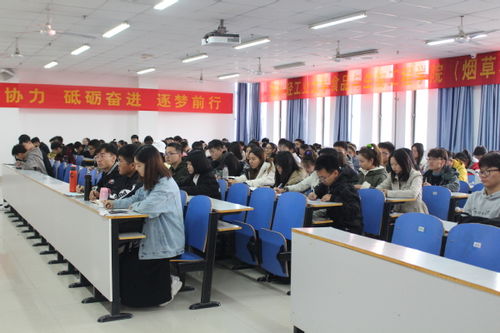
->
<box><xmin>181</xmin><ymin>150</ymin><xmax>221</xmax><ymax>199</ymax></box>
<box><xmin>273</xmin><ymin>151</ymin><xmax>306</xmax><ymax>189</ymax></box>
<box><xmin>229</xmin><ymin>146</ymin><xmax>274</xmax><ymax>187</ymax></box>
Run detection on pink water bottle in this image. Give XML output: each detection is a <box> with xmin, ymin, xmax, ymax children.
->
<box><xmin>99</xmin><ymin>187</ymin><xmax>110</xmax><ymax>201</ymax></box>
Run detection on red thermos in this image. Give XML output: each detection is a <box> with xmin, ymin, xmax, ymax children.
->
<box><xmin>69</xmin><ymin>166</ymin><xmax>78</xmax><ymax>192</ymax></box>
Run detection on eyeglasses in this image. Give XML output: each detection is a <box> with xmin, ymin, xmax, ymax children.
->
<box><xmin>479</xmin><ymin>168</ymin><xmax>500</xmax><ymax>177</ymax></box>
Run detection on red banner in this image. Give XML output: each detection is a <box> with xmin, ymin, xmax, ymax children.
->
<box><xmin>260</xmin><ymin>51</ymin><xmax>500</xmax><ymax>102</ymax></box>
<box><xmin>0</xmin><ymin>83</ymin><xmax>233</xmax><ymax>114</ymax></box>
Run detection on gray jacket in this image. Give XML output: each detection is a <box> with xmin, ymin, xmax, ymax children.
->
<box><xmin>376</xmin><ymin>168</ymin><xmax>429</xmax><ymax>214</ymax></box>
<box><xmin>113</xmin><ymin>177</ymin><xmax>185</xmax><ymax>259</ymax></box>
<box><xmin>463</xmin><ymin>189</ymin><xmax>500</xmax><ymax>218</ymax></box>
<box><xmin>23</xmin><ymin>147</ymin><xmax>47</xmax><ymax>174</ymax></box>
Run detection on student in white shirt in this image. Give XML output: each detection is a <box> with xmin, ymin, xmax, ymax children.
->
<box><xmin>229</xmin><ymin>147</ymin><xmax>274</xmax><ymax>187</ymax></box>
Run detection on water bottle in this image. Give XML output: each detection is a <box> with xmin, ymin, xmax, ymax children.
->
<box><xmin>222</xmin><ymin>166</ymin><xmax>229</xmax><ymax>179</ymax></box>
<box><xmin>84</xmin><ymin>174</ymin><xmax>92</xmax><ymax>201</ymax></box>
<box><xmin>69</xmin><ymin>166</ymin><xmax>77</xmax><ymax>192</ymax></box>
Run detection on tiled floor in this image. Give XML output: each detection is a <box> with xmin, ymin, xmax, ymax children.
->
<box><xmin>0</xmin><ymin>191</ymin><xmax>292</xmax><ymax>333</ymax></box>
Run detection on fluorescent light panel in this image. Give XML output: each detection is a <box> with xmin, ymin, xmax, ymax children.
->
<box><xmin>182</xmin><ymin>53</ymin><xmax>208</xmax><ymax>63</ymax></box>
<box><xmin>273</xmin><ymin>61</ymin><xmax>305</xmax><ymax>70</ymax></box>
<box><xmin>70</xmin><ymin>44</ymin><xmax>90</xmax><ymax>55</ymax></box>
<box><xmin>426</xmin><ymin>38</ymin><xmax>455</xmax><ymax>46</ymax></box>
<box><xmin>218</xmin><ymin>73</ymin><xmax>240</xmax><ymax>80</ymax></box>
<box><xmin>137</xmin><ymin>68</ymin><xmax>156</xmax><ymax>75</ymax></box>
<box><xmin>102</xmin><ymin>22</ymin><xmax>130</xmax><ymax>38</ymax></box>
<box><xmin>44</xmin><ymin>61</ymin><xmax>58</xmax><ymax>69</ymax></box>
<box><xmin>234</xmin><ymin>37</ymin><xmax>270</xmax><ymax>50</ymax></box>
<box><xmin>310</xmin><ymin>11</ymin><xmax>367</xmax><ymax>30</ymax></box>
<box><xmin>472</xmin><ymin>33</ymin><xmax>487</xmax><ymax>39</ymax></box>
<box><xmin>154</xmin><ymin>0</ymin><xmax>178</xmax><ymax>10</ymax></box>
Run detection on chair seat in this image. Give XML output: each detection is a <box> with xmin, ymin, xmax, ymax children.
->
<box><xmin>171</xmin><ymin>251</ymin><xmax>204</xmax><ymax>262</ymax></box>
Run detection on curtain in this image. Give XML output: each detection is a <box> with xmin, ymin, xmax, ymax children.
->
<box><xmin>478</xmin><ymin>84</ymin><xmax>500</xmax><ymax>151</ymax></box>
<box><xmin>236</xmin><ymin>82</ymin><xmax>261</xmax><ymax>143</ymax></box>
<box><xmin>286</xmin><ymin>99</ymin><xmax>308</xmax><ymax>141</ymax></box>
<box><xmin>334</xmin><ymin>95</ymin><xmax>349</xmax><ymax>142</ymax></box>
<box><xmin>248</xmin><ymin>83</ymin><xmax>261</xmax><ymax>141</ymax></box>
<box><xmin>437</xmin><ymin>86</ymin><xmax>473</xmax><ymax>152</ymax></box>
<box><xmin>236</xmin><ymin>82</ymin><xmax>248</xmax><ymax>143</ymax></box>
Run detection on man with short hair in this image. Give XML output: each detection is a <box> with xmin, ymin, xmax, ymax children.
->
<box><xmin>143</xmin><ymin>136</ymin><xmax>154</xmax><ymax>145</ymax></box>
<box><xmin>423</xmin><ymin>148</ymin><xmax>460</xmax><ymax>192</ymax></box>
<box><xmin>166</xmin><ymin>143</ymin><xmax>190</xmax><ymax>186</ymax></box>
<box><xmin>207</xmin><ymin>139</ymin><xmax>242</xmax><ymax>177</ymax></box>
<box><xmin>18</xmin><ymin>135</ymin><xmax>54</xmax><ymax>177</ymax></box>
<box><xmin>130</xmin><ymin>135</ymin><xmax>140</xmax><ymax>144</ymax></box>
<box><xmin>11</xmin><ymin>141</ymin><xmax>47</xmax><ymax>175</ymax></box>
<box><xmin>48</xmin><ymin>142</ymin><xmax>64</xmax><ymax>161</ymax></box>
<box><xmin>334</xmin><ymin>141</ymin><xmax>356</xmax><ymax>171</ymax></box>
<box><xmin>116</xmin><ymin>144</ymin><xmax>142</xmax><ymax>199</ymax></box>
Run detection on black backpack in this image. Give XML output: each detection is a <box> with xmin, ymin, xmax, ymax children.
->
<box><xmin>458</xmin><ymin>213</ymin><xmax>500</xmax><ymax>228</ymax></box>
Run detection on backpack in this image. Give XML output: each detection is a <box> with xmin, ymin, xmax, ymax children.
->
<box><xmin>458</xmin><ymin>213</ymin><xmax>500</xmax><ymax>228</ymax></box>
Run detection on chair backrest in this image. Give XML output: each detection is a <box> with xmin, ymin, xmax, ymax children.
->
<box><xmin>95</xmin><ymin>172</ymin><xmax>102</xmax><ymax>186</ymax></box>
<box><xmin>471</xmin><ymin>183</ymin><xmax>484</xmax><ymax>192</ymax></box>
<box><xmin>391</xmin><ymin>213</ymin><xmax>444</xmax><ymax>255</ymax></box>
<box><xmin>272</xmin><ymin>192</ymin><xmax>307</xmax><ymax>240</ymax></box>
<box><xmin>63</xmin><ymin>164</ymin><xmax>72</xmax><ymax>183</ymax></box>
<box><xmin>223</xmin><ymin>182</ymin><xmax>250</xmax><ymax>222</ymax></box>
<box><xmin>179</xmin><ymin>190</ymin><xmax>187</xmax><ymax>208</ymax></box>
<box><xmin>422</xmin><ymin>186</ymin><xmax>451</xmax><ymax>220</ymax></box>
<box><xmin>359</xmin><ymin>188</ymin><xmax>385</xmax><ymax>236</ymax></box>
<box><xmin>245</xmin><ymin>187</ymin><xmax>276</xmax><ymax>230</ymax></box>
<box><xmin>57</xmin><ymin>162</ymin><xmax>67</xmax><ymax>180</ymax></box>
<box><xmin>445</xmin><ymin>223</ymin><xmax>500</xmax><ymax>272</ymax></box>
<box><xmin>75</xmin><ymin>155</ymin><xmax>84</xmax><ymax>166</ymax></box>
<box><xmin>90</xmin><ymin>169</ymin><xmax>98</xmax><ymax>185</ymax></box>
<box><xmin>184</xmin><ymin>195</ymin><xmax>212</xmax><ymax>253</ymax></box>
<box><xmin>467</xmin><ymin>174</ymin><xmax>476</xmax><ymax>185</ymax></box>
<box><xmin>458</xmin><ymin>181</ymin><xmax>470</xmax><ymax>193</ymax></box>
<box><xmin>77</xmin><ymin>167</ymin><xmax>88</xmax><ymax>186</ymax></box>
<box><xmin>218</xmin><ymin>179</ymin><xmax>228</xmax><ymax>200</ymax></box>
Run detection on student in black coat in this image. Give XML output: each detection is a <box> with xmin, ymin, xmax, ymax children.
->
<box><xmin>181</xmin><ymin>150</ymin><xmax>221</xmax><ymax>199</ymax></box>
<box><xmin>311</xmin><ymin>154</ymin><xmax>363</xmax><ymax>235</ymax></box>
<box><xmin>207</xmin><ymin>139</ymin><xmax>242</xmax><ymax>177</ymax></box>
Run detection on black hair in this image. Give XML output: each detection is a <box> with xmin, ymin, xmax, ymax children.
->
<box><xmin>31</xmin><ymin>137</ymin><xmax>40</xmax><ymax>144</ymax></box>
<box><xmin>134</xmin><ymin>145</ymin><xmax>171</xmax><ymax>190</ymax></box>
<box><xmin>315</xmin><ymin>154</ymin><xmax>341</xmax><ymax>173</ymax></box>
<box><xmin>389</xmin><ymin>148</ymin><xmax>415</xmax><ymax>182</ymax></box>
<box><xmin>51</xmin><ymin>142</ymin><xmax>62</xmax><ymax>150</ymax></box>
<box><xmin>278</xmin><ymin>139</ymin><xmax>294</xmax><ymax>150</ymax></box>
<box><xmin>411</xmin><ymin>143</ymin><xmax>424</xmax><ymax>166</ymax></box>
<box><xmin>186</xmin><ymin>150</ymin><xmax>212</xmax><ymax>174</ymax></box>
<box><xmin>118</xmin><ymin>144</ymin><xmax>138</xmax><ymax>164</ymax></box>
<box><xmin>473</xmin><ymin>145</ymin><xmax>487</xmax><ymax>157</ymax></box>
<box><xmin>427</xmin><ymin>148</ymin><xmax>447</xmax><ymax>160</ymax></box>
<box><xmin>74</xmin><ymin>141</ymin><xmax>82</xmax><ymax>149</ymax></box>
<box><xmin>191</xmin><ymin>141</ymin><xmax>204</xmax><ymax>151</ymax></box>
<box><xmin>358</xmin><ymin>144</ymin><xmax>381</xmax><ymax>167</ymax></box>
<box><xmin>18</xmin><ymin>134</ymin><xmax>31</xmax><ymax>144</ymax></box>
<box><xmin>173</xmin><ymin>135</ymin><xmax>183</xmax><ymax>142</ymax></box>
<box><xmin>261</xmin><ymin>138</ymin><xmax>270</xmax><ymax>144</ymax></box>
<box><xmin>247</xmin><ymin>146</ymin><xmax>266</xmax><ymax>179</ymax></box>
<box><xmin>333</xmin><ymin>141</ymin><xmax>349</xmax><ymax>151</ymax></box>
<box><xmin>207</xmin><ymin>139</ymin><xmax>224</xmax><ymax>150</ymax></box>
<box><xmin>167</xmin><ymin>142</ymin><xmax>182</xmax><ymax>153</ymax></box>
<box><xmin>228</xmin><ymin>142</ymin><xmax>243</xmax><ymax>160</ymax></box>
<box><xmin>312</xmin><ymin>143</ymin><xmax>322</xmax><ymax>151</ymax></box>
<box><xmin>96</xmin><ymin>143</ymin><xmax>118</xmax><ymax>156</ymax></box>
<box><xmin>274</xmin><ymin>151</ymin><xmax>300</xmax><ymax>186</ymax></box>
<box><xmin>143</xmin><ymin>136</ymin><xmax>154</xmax><ymax>144</ymax></box>
<box><xmin>455</xmin><ymin>150</ymin><xmax>472</xmax><ymax>168</ymax></box>
<box><xmin>131</xmin><ymin>134</ymin><xmax>139</xmax><ymax>140</ymax></box>
<box><xmin>294</xmin><ymin>138</ymin><xmax>305</xmax><ymax>145</ymax></box>
<box><xmin>318</xmin><ymin>148</ymin><xmax>337</xmax><ymax>156</ymax></box>
<box><xmin>478</xmin><ymin>152</ymin><xmax>500</xmax><ymax>169</ymax></box>
<box><xmin>378</xmin><ymin>141</ymin><xmax>396</xmax><ymax>154</ymax></box>
<box><xmin>88</xmin><ymin>139</ymin><xmax>100</xmax><ymax>148</ymax></box>
<box><xmin>12</xmin><ymin>144</ymin><xmax>27</xmax><ymax>156</ymax></box>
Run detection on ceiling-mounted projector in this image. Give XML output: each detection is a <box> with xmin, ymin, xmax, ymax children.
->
<box><xmin>202</xmin><ymin>19</ymin><xmax>240</xmax><ymax>46</ymax></box>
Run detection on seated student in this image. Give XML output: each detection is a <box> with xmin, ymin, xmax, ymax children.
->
<box><xmin>312</xmin><ymin>154</ymin><xmax>363</xmax><ymax>234</ymax></box>
<box><xmin>18</xmin><ymin>134</ymin><xmax>53</xmax><ymax>177</ymax></box>
<box><xmin>104</xmin><ymin>145</ymin><xmax>184</xmax><ymax>307</ymax></box>
<box><xmin>82</xmin><ymin>139</ymin><xmax>99</xmax><ymax>166</ymax></box>
<box><xmin>411</xmin><ymin>143</ymin><xmax>425</xmax><ymax>172</ymax></box>
<box><xmin>31</xmin><ymin>136</ymin><xmax>50</xmax><ymax>156</ymax></box>
<box><xmin>347</xmin><ymin>142</ymin><xmax>360</xmax><ymax>170</ymax></box>
<box><xmin>471</xmin><ymin>145</ymin><xmax>487</xmax><ymax>170</ymax></box>
<box><xmin>11</xmin><ymin>142</ymin><xmax>48</xmax><ymax>175</ymax></box>
<box><xmin>116</xmin><ymin>144</ymin><xmax>142</xmax><ymax>199</ymax></box>
<box><xmin>229</xmin><ymin>146</ymin><xmax>275</xmax><ymax>187</ymax></box>
<box><xmin>181</xmin><ymin>150</ymin><xmax>221</xmax><ymax>199</ymax></box>
<box><xmin>228</xmin><ymin>141</ymin><xmax>244</xmax><ymax>162</ymax></box>
<box><xmin>130</xmin><ymin>134</ymin><xmax>140</xmax><ymax>145</ymax></box>
<box><xmin>294</xmin><ymin>138</ymin><xmax>305</xmax><ymax>151</ymax></box>
<box><xmin>278</xmin><ymin>139</ymin><xmax>301</xmax><ymax>165</ymax></box>
<box><xmin>333</xmin><ymin>141</ymin><xmax>356</xmax><ymax>171</ymax></box>
<box><xmin>277</xmin><ymin>150</ymin><xmax>318</xmax><ymax>193</ymax></box>
<box><xmin>378</xmin><ymin>141</ymin><xmax>396</xmax><ymax>172</ymax></box>
<box><xmin>273</xmin><ymin>151</ymin><xmax>307</xmax><ymax>189</ymax></box>
<box><xmin>73</xmin><ymin>141</ymin><xmax>84</xmax><ymax>156</ymax></box>
<box><xmin>207</xmin><ymin>139</ymin><xmax>242</xmax><ymax>177</ymax></box>
<box><xmin>376</xmin><ymin>149</ymin><xmax>428</xmax><ymax>214</ymax></box>
<box><xmin>448</xmin><ymin>152</ymin><xmax>468</xmax><ymax>183</ymax></box>
<box><xmin>143</xmin><ymin>136</ymin><xmax>154</xmax><ymax>145</ymax></box>
<box><xmin>48</xmin><ymin>142</ymin><xmax>64</xmax><ymax>161</ymax></box>
<box><xmin>463</xmin><ymin>152</ymin><xmax>500</xmax><ymax>218</ymax></box>
<box><xmin>355</xmin><ymin>144</ymin><xmax>388</xmax><ymax>189</ymax></box>
<box><xmin>165</xmin><ymin>143</ymin><xmax>190</xmax><ymax>187</ymax></box>
<box><xmin>422</xmin><ymin>148</ymin><xmax>460</xmax><ymax>192</ymax></box>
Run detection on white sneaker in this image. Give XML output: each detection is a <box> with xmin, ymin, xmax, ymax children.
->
<box><xmin>159</xmin><ymin>275</ymin><xmax>182</xmax><ymax>307</ymax></box>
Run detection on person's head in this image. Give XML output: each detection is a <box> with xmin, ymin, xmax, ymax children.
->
<box><xmin>50</xmin><ymin>136</ymin><xmax>63</xmax><ymax>144</ymax></box>
<box><xmin>333</xmin><ymin>141</ymin><xmax>349</xmax><ymax>155</ymax></box>
<box><xmin>228</xmin><ymin>142</ymin><xmax>243</xmax><ymax>160</ymax></box>
<box><xmin>294</xmin><ymin>138</ymin><xmax>305</xmax><ymax>149</ymax></box>
<box><xmin>50</xmin><ymin>142</ymin><xmax>63</xmax><ymax>154</ymax></box>
<box><xmin>473</xmin><ymin>146</ymin><xmax>487</xmax><ymax>160</ymax></box>
<box><xmin>186</xmin><ymin>150</ymin><xmax>212</xmax><ymax>175</ymax></box>
<box><xmin>73</xmin><ymin>141</ymin><xmax>83</xmax><ymax>153</ymax></box>
<box><xmin>264</xmin><ymin>142</ymin><xmax>277</xmax><ymax>160</ymax></box>
<box><xmin>247</xmin><ymin>147</ymin><xmax>266</xmax><ymax>170</ymax></box>
<box><xmin>411</xmin><ymin>143</ymin><xmax>424</xmax><ymax>166</ymax></box>
<box><xmin>207</xmin><ymin>139</ymin><xmax>225</xmax><ymax>161</ymax></box>
<box><xmin>191</xmin><ymin>141</ymin><xmax>204</xmax><ymax>151</ymax></box>
<box><xmin>130</xmin><ymin>135</ymin><xmax>139</xmax><ymax>143</ymax></box>
<box><xmin>11</xmin><ymin>144</ymin><xmax>27</xmax><ymax>161</ymax></box>
<box><xmin>118</xmin><ymin>144</ymin><xmax>138</xmax><ymax>177</ymax></box>
<box><xmin>18</xmin><ymin>134</ymin><xmax>30</xmax><ymax>144</ymax></box>
<box><xmin>478</xmin><ymin>152</ymin><xmax>500</xmax><ymax>191</ymax></box>
<box><xmin>31</xmin><ymin>137</ymin><xmax>40</xmax><ymax>147</ymax></box>
<box><xmin>95</xmin><ymin>143</ymin><xmax>118</xmax><ymax>171</ymax></box>
<box><xmin>378</xmin><ymin>141</ymin><xmax>395</xmax><ymax>165</ymax></box>
<box><xmin>261</xmin><ymin>138</ymin><xmax>270</xmax><ymax>144</ymax></box>
<box><xmin>164</xmin><ymin>137</ymin><xmax>174</xmax><ymax>144</ymax></box>
<box><xmin>87</xmin><ymin>139</ymin><xmax>100</xmax><ymax>156</ymax></box>
<box><xmin>455</xmin><ymin>150</ymin><xmax>472</xmax><ymax>169</ymax></box>
<box><xmin>315</xmin><ymin>154</ymin><xmax>342</xmax><ymax>186</ymax></box>
<box><xmin>301</xmin><ymin>150</ymin><xmax>317</xmax><ymax>174</ymax></box>
<box><xmin>426</xmin><ymin>148</ymin><xmax>448</xmax><ymax>172</ymax></box>
<box><xmin>133</xmin><ymin>145</ymin><xmax>171</xmax><ymax>190</ymax></box>
<box><xmin>274</xmin><ymin>151</ymin><xmax>299</xmax><ymax>176</ymax></box>
<box><xmin>347</xmin><ymin>143</ymin><xmax>357</xmax><ymax>158</ymax></box>
<box><xmin>389</xmin><ymin>148</ymin><xmax>414</xmax><ymax>182</ymax></box>
<box><xmin>298</xmin><ymin>144</ymin><xmax>310</xmax><ymax>158</ymax></box>
<box><xmin>358</xmin><ymin>144</ymin><xmax>381</xmax><ymax>170</ymax></box>
<box><xmin>165</xmin><ymin>143</ymin><xmax>183</xmax><ymax>166</ymax></box>
<box><xmin>143</xmin><ymin>136</ymin><xmax>154</xmax><ymax>145</ymax></box>
<box><xmin>278</xmin><ymin>139</ymin><xmax>294</xmax><ymax>152</ymax></box>
<box><xmin>18</xmin><ymin>134</ymin><xmax>35</xmax><ymax>150</ymax></box>
<box><xmin>173</xmin><ymin>135</ymin><xmax>183</xmax><ymax>143</ymax></box>
<box><xmin>82</xmin><ymin>138</ymin><xmax>90</xmax><ymax>146</ymax></box>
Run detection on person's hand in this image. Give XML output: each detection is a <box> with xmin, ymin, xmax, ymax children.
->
<box><xmin>321</xmin><ymin>194</ymin><xmax>332</xmax><ymax>202</ymax></box>
<box><xmin>103</xmin><ymin>200</ymin><xmax>114</xmax><ymax>209</ymax></box>
<box><xmin>275</xmin><ymin>187</ymin><xmax>286</xmax><ymax>194</ymax></box>
<box><xmin>76</xmin><ymin>185</ymin><xmax>84</xmax><ymax>193</ymax></box>
<box><xmin>89</xmin><ymin>190</ymin><xmax>99</xmax><ymax>201</ymax></box>
<box><xmin>423</xmin><ymin>182</ymin><xmax>431</xmax><ymax>186</ymax></box>
<box><xmin>308</xmin><ymin>192</ymin><xmax>317</xmax><ymax>200</ymax></box>
<box><xmin>353</xmin><ymin>184</ymin><xmax>362</xmax><ymax>190</ymax></box>
<box><xmin>227</xmin><ymin>179</ymin><xmax>236</xmax><ymax>185</ymax></box>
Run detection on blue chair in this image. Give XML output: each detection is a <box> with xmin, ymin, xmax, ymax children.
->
<box><xmin>179</xmin><ymin>190</ymin><xmax>187</xmax><ymax>208</ymax></box>
<box><xmin>57</xmin><ymin>162</ymin><xmax>67</xmax><ymax>181</ymax></box>
<box><xmin>422</xmin><ymin>186</ymin><xmax>451</xmax><ymax>220</ymax></box>
<box><xmin>467</xmin><ymin>174</ymin><xmax>476</xmax><ymax>185</ymax></box>
<box><xmin>359</xmin><ymin>188</ymin><xmax>385</xmax><ymax>236</ymax></box>
<box><xmin>445</xmin><ymin>223</ymin><xmax>500</xmax><ymax>272</ymax></box>
<box><xmin>471</xmin><ymin>183</ymin><xmax>484</xmax><ymax>192</ymax></box>
<box><xmin>457</xmin><ymin>181</ymin><xmax>470</xmax><ymax>208</ymax></box>
<box><xmin>391</xmin><ymin>213</ymin><xmax>444</xmax><ymax>255</ymax></box>
<box><xmin>75</xmin><ymin>155</ymin><xmax>84</xmax><ymax>166</ymax></box>
<box><xmin>95</xmin><ymin>172</ymin><xmax>102</xmax><ymax>186</ymax></box>
<box><xmin>232</xmin><ymin>188</ymin><xmax>276</xmax><ymax>266</ymax></box>
<box><xmin>63</xmin><ymin>165</ymin><xmax>72</xmax><ymax>183</ymax></box>
<box><xmin>77</xmin><ymin>167</ymin><xmax>88</xmax><ymax>186</ymax></box>
<box><xmin>218</xmin><ymin>179</ymin><xmax>228</xmax><ymax>200</ymax></box>
<box><xmin>259</xmin><ymin>192</ymin><xmax>307</xmax><ymax>278</ymax></box>
<box><xmin>52</xmin><ymin>161</ymin><xmax>60</xmax><ymax>178</ymax></box>
<box><xmin>222</xmin><ymin>183</ymin><xmax>249</xmax><ymax>223</ymax></box>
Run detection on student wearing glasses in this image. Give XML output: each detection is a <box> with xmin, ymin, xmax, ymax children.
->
<box><xmin>165</xmin><ymin>143</ymin><xmax>190</xmax><ymax>187</ymax></box>
<box><xmin>463</xmin><ymin>152</ymin><xmax>500</xmax><ymax>218</ymax></box>
<box><xmin>422</xmin><ymin>148</ymin><xmax>460</xmax><ymax>192</ymax></box>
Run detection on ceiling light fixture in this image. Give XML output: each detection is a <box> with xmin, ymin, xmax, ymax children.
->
<box><xmin>181</xmin><ymin>53</ymin><xmax>208</xmax><ymax>63</ymax></box>
<box><xmin>44</xmin><ymin>61</ymin><xmax>58</xmax><ymax>69</ymax></box>
<box><xmin>234</xmin><ymin>37</ymin><xmax>271</xmax><ymax>50</ymax></box>
<box><xmin>154</xmin><ymin>0</ymin><xmax>178</xmax><ymax>10</ymax></box>
<box><xmin>218</xmin><ymin>73</ymin><xmax>240</xmax><ymax>80</ymax></box>
<box><xmin>273</xmin><ymin>61</ymin><xmax>306</xmax><ymax>70</ymax></box>
<box><xmin>425</xmin><ymin>38</ymin><xmax>455</xmax><ymax>46</ymax></box>
<box><xmin>70</xmin><ymin>44</ymin><xmax>91</xmax><ymax>55</ymax></box>
<box><xmin>137</xmin><ymin>68</ymin><xmax>156</xmax><ymax>75</ymax></box>
<box><xmin>310</xmin><ymin>11</ymin><xmax>367</xmax><ymax>30</ymax></box>
<box><xmin>102</xmin><ymin>22</ymin><xmax>130</xmax><ymax>38</ymax></box>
